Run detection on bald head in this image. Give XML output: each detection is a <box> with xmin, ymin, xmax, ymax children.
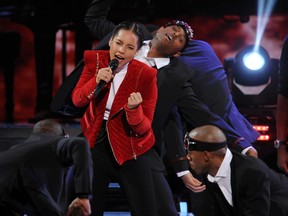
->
<box><xmin>186</xmin><ymin>125</ymin><xmax>227</xmax><ymax>176</ymax></box>
<box><xmin>188</xmin><ymin>125</ymin><xmax>227</xmax><ymax>144</ymax></box>
<box><xmin>33</xmin><ymin>119</ymin><xmax>64</xmax><ymax>136</ymax></box>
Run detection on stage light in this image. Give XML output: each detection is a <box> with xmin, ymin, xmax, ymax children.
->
<box><xmin>243</xmin><ymin>51</ymin><xmax>265</xmax><ymax>71</ymax></box>
<box><xmin>224</xmin><ymin>45</ymin><xmax>279</xmax><ymax>107</ymax></box>
<box><xmin>253</xmin><ymin>125</ymin><xmax>272</xmax><ymax>141</ymax></box>
<box><xmin>253</xmin><ymin>125</ymin><xmax>269</xmax><ymax>132</ymax></box>
<box><xmin>257</xmin><ymin>134</ymin><xmax>270</xmax><ymax>141</ymax></box>
<box><xmin>233</xmin><ymin>45</ymin><xmax>271</xmax><ymax>86</ymax></box>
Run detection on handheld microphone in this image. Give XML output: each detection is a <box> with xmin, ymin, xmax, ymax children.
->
<box><xmin>94</xmin><ymin>59</ymin><xmax>119</xmax><ymax>98</ymax></box>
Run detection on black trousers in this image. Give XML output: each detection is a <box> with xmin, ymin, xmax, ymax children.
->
<box><xmin>90</xmin><ymin>127</ymin><xmax>177</xmax><ymax>216</ymax></box>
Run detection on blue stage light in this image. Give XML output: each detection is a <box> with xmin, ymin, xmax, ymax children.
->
<box><xmin>233</xmin><ymin>45</ymin><xmax>270</xmax><ymax>86</ymax></box>
<box><xmin>243</xmin><ymin>51</ymin><xmax>265</xmax><ymax>71</ymax></box>
<box><xmin>224</xmin><ymin>45</ymin><xmax>279</xmax><ymax>107</ymax></box>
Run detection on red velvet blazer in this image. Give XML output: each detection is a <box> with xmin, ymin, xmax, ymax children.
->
<box><xmin>72</xmin><ymin>50</ymin><xmax>158</xmax><ymax>165</ymax></box>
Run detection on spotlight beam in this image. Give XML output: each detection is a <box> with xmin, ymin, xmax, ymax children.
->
<box><xmin>255</xmin><ymin>0</ymin><xmax>277</xmax><ymax>50</ymax></box>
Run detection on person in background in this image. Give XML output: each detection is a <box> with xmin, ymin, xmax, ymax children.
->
<box><xmin>11</xmin><ymin>0</ymin><xmax>92</xmax><ymax>121</ymax></box>
<box><xmin>275</xmin><ymin>35</ymin><xmax>288</xmax><ymax>174</ymax></box>
<box><xmin>71</xmin><ymin>21</ymin><xmax>178</xmax><ymax>216</ymax></box>
<box><xmin>0</xmin><ymin>119</ymin><xmax>92</xmax><ymax>216</ymax></box>
<box><xmin>186</xmin><ymin>125</ymin><xmax>288</xmax><ymax>216</ymax></box>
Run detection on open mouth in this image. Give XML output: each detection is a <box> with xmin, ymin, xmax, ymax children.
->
<box><xmin>166</xmin><ymin>33</ymin><xmax>173</xmax><ymax>42</ymax></box>
<box><xmin>115</xmin><ymin>55</ymin><xmax>124</xmax><ymax>62</ymax></box>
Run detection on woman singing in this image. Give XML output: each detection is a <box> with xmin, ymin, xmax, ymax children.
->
<box><xmin>72</xmin><ymin>21</ymin><xmax>177</xmax><ymax>216</ymax></box>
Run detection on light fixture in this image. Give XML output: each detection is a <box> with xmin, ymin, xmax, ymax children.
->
<box><xmin>232</xmin><ymin>45</ymin><xmax>271</xmax><ymax>86</ymax></box>
<box><xmin>224</xmin><ymin>45</ymin><xmax>279</xmax><ymax>107</ymax></box>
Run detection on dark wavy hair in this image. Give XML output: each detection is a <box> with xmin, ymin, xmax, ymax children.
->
<box><xmin>110</xmin><ymin>21</ymin><xmax>144</xmax><ymax>50</ymax></box>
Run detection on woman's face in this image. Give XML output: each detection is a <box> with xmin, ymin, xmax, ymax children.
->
<box><xmin>109</xmin><ymin>29</ymin><xmax>139</xmax><ymax>70</ymax></box>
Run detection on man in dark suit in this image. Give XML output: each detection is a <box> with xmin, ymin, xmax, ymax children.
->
<box><xmin>186</xmin><ymin>125</ymin><xmax>288</xmax><ymax>216</ymax></box>
<box><xmin>0</xmin><ymin>119</ymin><xmax>93</xmax><ymax>216</ymax></box>
<box><xmin>11</xmin><ymin>0</ymin><xmax>92</xmax><ymax>121</ymax></box>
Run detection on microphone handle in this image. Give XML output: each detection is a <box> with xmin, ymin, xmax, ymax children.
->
<box><xmin>94</xmin><ymin>80</ymin><xmax>106</xmax><ymax>98</ymax></box>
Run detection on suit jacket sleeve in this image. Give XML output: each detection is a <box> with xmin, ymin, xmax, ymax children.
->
<box><xmin>84</xmin><ymin>0</ymin><xmax>116</xmax><ymax>40</ymax></box>
<box><xmin>180</xmin><ymin>40</ymin><xmax>260</xmax><ymax>146</ymax></box>
<box><xmin>176</xmin><ymin>82</ymin><xmax>252</xmax><ymax>152</ymax></box>
<box><xmin>84</xmin><ymin>0</ymin><xmax>153</xmax><ymax>43</ymax></box>
<box><xmin>72</xmin><ymin>50</ymin><xmax>106</xmax><ymax>108</ymax></box>
<box><xmin>56</xmin><ymin>137</ymin><xmax>93</xmax><ymax>196</ymax></box>
<box><xmin>163</xmin><ymin>105</ymin><xmax>190</xmax><ymax>173</ymax></box>
<box><xmin>15</xmin><ymin>135</ymin><xmax>92</xmax><ymax>214</ymax></box>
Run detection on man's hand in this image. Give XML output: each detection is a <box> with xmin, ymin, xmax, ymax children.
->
<box><xmin>181</xmin><ymin>172</ymin><xmax>206</xmax><ymax>193</ymax></box>
<box><xmin>246</xmin><ymin>147</ymin><xmax>258</xmax><ymax>158</ymax></box>
<box><xmin>277</xmin><ymin>145</ymin><xmax>288</xmax><ymax>174</ymax></box>
<box><xmin>66</xmin><ymin>197</ymin><xmax>91</xmax><ymax>216</ymax></box>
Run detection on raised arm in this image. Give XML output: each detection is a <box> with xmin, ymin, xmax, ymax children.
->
<box><xmin>177</xmin><ymin>82</ymin><xmax>253</xmax><ymax>153</ymax></box>
<box><xmin>84</xmin><ymin>0</ymin><xmax>116</xmax><ymax>40</ymax></box>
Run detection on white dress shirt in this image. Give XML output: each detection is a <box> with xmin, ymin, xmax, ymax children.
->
<box><xmin>207</xmin><ymin>148</ymin><xmax>233</xmax><ymax>206</ymax></box>
<box><xmin>104</xmin><ymin>63</ymin><xmax>128</xmax><ymax>120</ymax></box>
<box><xmin>135</xmin><ymin>41</ymin><xmax>170</xmax><ymax>69</ymax></box>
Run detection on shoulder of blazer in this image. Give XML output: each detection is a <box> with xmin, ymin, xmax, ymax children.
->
<box><xmin>129</xmin><ymin>59</ymin><xmax>157</xmax><ymax>77</ymax></box>
<box><xmin>83</xmin><ymin>50</ymin><xmax>110</xmax><ymax>69</ymax></box>
<box><xmin>161</xmin><ymin>57</ymin><xmax>190</xmax><ymax>82</ymax></box>
<box><xmin>231</xmin><ymin>150</ymin><xmax>262</xmax><ymax>172</ymax></box>
<box><xmin>170</xmin><ymin>57</ymin><xmax>190</xmax><ymax>73</ymax></box>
